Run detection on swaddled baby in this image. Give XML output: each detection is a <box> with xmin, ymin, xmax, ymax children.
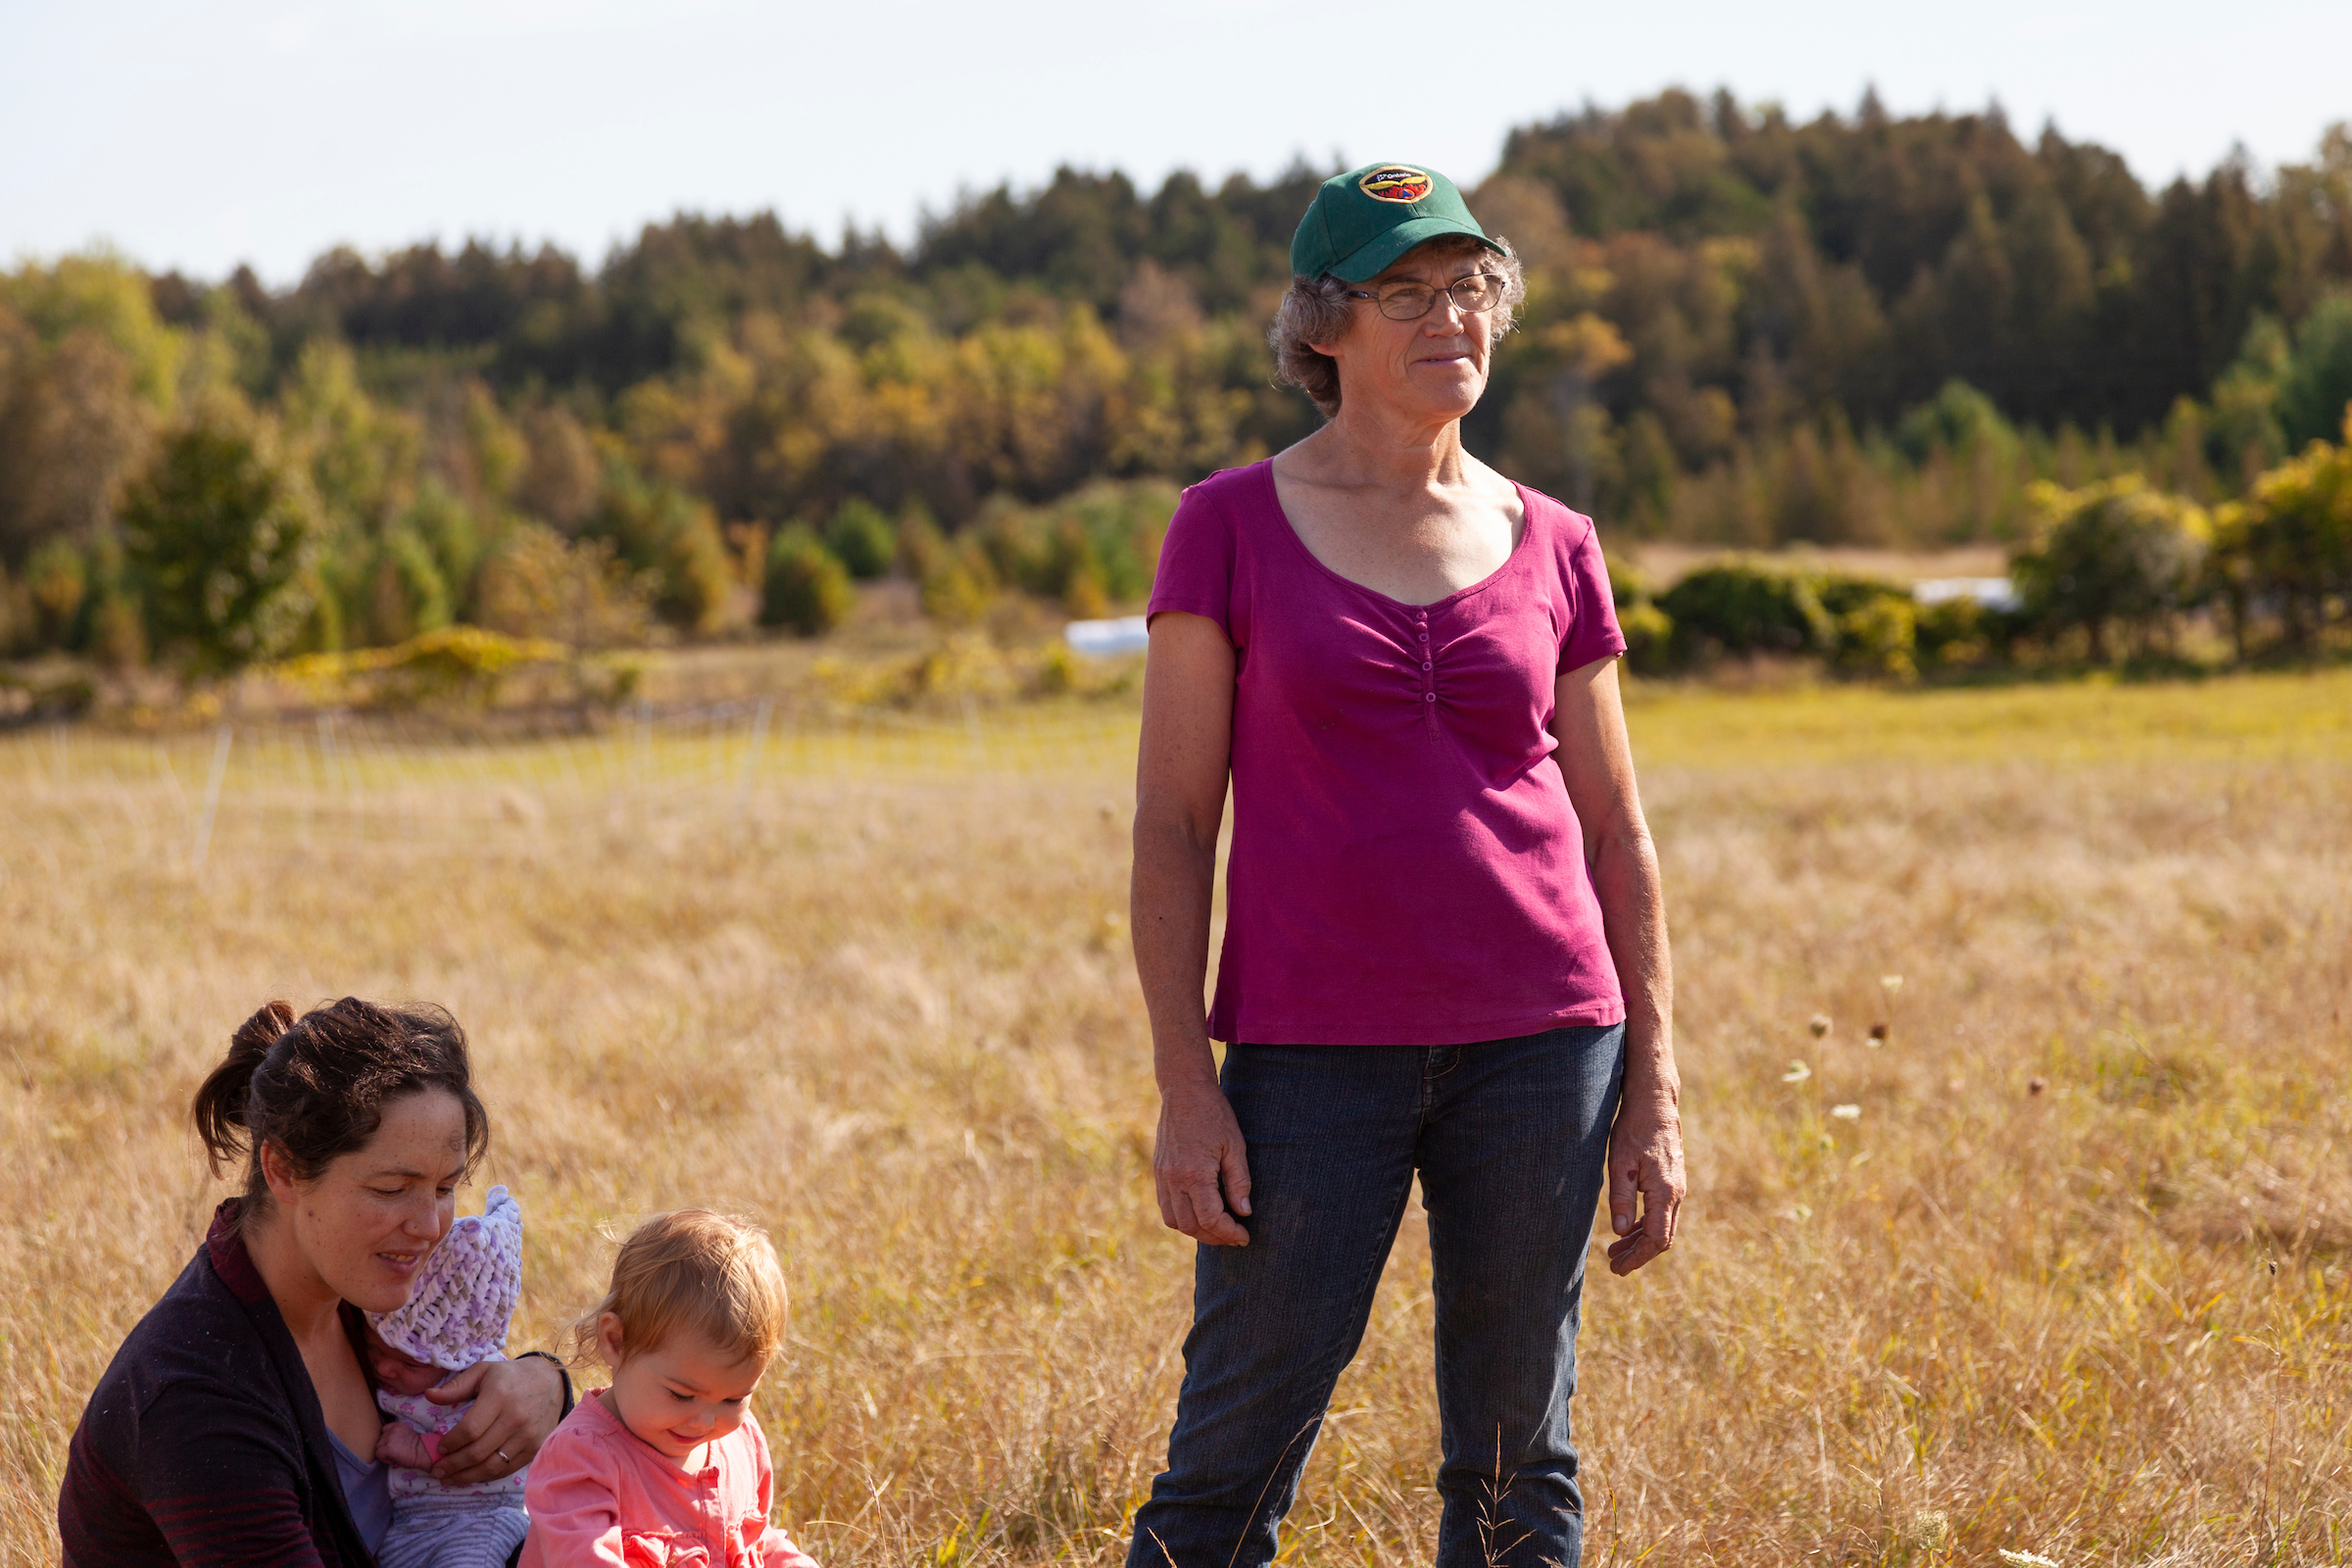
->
<box><xmin>363</xmin><ymin>1184</ymin><xmax>531</xmax><ymax>1568</ymax></box>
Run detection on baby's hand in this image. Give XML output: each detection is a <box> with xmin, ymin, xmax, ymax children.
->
<box><xmin>375</xmin><ymin>1423</ymin><xmax>443</xmax><ymax>1470</ymax></box>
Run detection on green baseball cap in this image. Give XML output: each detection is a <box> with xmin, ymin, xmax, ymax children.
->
<box><xmin>1290</xmin><ymin>162</ymin><xmax>1507</xmax><ymax>282</ymax></box>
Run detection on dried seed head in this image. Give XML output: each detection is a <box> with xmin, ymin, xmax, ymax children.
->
<box><xmin>2028</xmin><ymin>1076</ymin><xmax>2047</xmax><ymax>1096</ymax></box>
<box><xmin>1902</xmin><ymin>1512</ymin><xmax>1949</xmax><ymax>1550</ymax></box>
<box><xmin>1867</xmin><ymin>1021</ymin><xmax>1888</xmax><ymax>1045</ymax></box>
<box><xmin>1782</xmin><ymin>1060</ymin><xmax>1812</xmax><ymax>1083</ymax></box>
<box><xmin>1832</xmin><ymin>1103</ymin><xmax>1861</xmax><ymax>1120</ymax></box>
<box><xmin>1808</xmin><ymin>1012</ymin><xmax>1832</xmax><ymax>1039</ymax></box>
<box><xmin>1881</xmin><ymin>974</ymin><xmax>1904</xmax><ymax>995</ymax></box>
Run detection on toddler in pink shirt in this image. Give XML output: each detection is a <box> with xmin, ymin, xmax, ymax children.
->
<box><xmin>519</xmin><ymin>1209</ymin><xmax>816</xmax><ymax>1568</ymax></box>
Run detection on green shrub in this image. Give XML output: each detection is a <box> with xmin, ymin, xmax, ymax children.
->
<box><xmin>472</xmin><ymin>523</ymin><xmax>653</xmax><ymax>649</ymax></box>
<box><xmin>2214</xmin><ymin>422</ymin><xmax>2352</xmax><ymax>653</ymax></box>
<box><xmin>1616</xmin><ymin>600</ymin><xmax>1675</xmax><ymax>675</ymax></box>
<box><xmin>761</xmin><ymin>525</ymin><xmax>856</xmax><ymax>637</ymax></box>
<box><xmin>2013</xmin><ymin>477</ymin><xmax>2208</xmax><ymax>662</ymax></box>
<box><xmin>1834</xmin><ymin>595</ymin><xmax>1917</xmax><ymax>681</ymax></box>
<box><xmin>966</xmin><ymin>481</ymin><xmax>1175</xmax><ymax>613</ymax></box>
<box><xmin>1059</xmin><ymin>480</ymin><xmax>1174</xmax><ymax>601</ymax></box>
<box><xmin>120</xmin><ymin>420</ymin><xmax>317</xmax><ymax>674</ymax></box>
<box><xmin>586</xmin><ymin>468</ymin><xmax>734</xmax><ymax>634</ymax></box>
<box><xmin>1812</xmin><ymin>572</ymin><xmax>1908</xmax><ymax>619</ymax></box>
<box><xmin>1810</xmin><ymin>572</ymin><xmax>1920</xmax><ymax>680</ymax></box>
<box><xmin>1601</xmin><ymin>555</ymin><xmax>1675</xmax><ymax>674</ymax></box>
<box><xmin>1914</xmin><ymin>597</ymin><xmax>1992</xmax><ymax>667</ymax></box>
<box><xmin>825</xmin><ymin>500</ymin><xmax>898</xmax><ymax>580</ymax></box>
<box><xmin>918</xmin><ymin>536</ymin><xmax>999</xmax><ymax>627</ymax></box>
<box><xmin>1657</xmin><ymin>561</ymin><xmax>1835</xmax><ymax>663</ymax></box>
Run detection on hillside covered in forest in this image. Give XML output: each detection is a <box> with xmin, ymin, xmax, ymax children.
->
<box><xmin>4</xmin><ymin>88</ymin><xmax>2351</xmax><ymax>670</ymax></box>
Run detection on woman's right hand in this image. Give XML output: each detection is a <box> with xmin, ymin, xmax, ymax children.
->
<box><xmin>428</xmin><ymin>1354</ymin><xmax>565</xmax><ymax>1484</ymax></box>
<box><xmin>1153</xmin><ymin>1076</ymin><xmax>1252</xmax><ymax>1246</ymax></box>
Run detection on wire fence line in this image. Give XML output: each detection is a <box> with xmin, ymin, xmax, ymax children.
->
<box><xmin>0</xmin><ymin>701</ymin><xmax>1143</xmax><ymax>878</ymax></box>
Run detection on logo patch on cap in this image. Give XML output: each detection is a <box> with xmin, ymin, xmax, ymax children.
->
<box><xmin>1357</xmin><ymin>166</ymin><xmax>1434</xmax><ymax>204</ymax></box>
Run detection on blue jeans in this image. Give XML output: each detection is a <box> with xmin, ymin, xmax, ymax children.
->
<box><xmin>1126</xmin><ymin>1024</ymin><xmax>1626</xmax><ymax>1568</ymax></box>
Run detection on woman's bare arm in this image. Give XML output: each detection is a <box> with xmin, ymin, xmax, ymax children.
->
<box><xmin>1552</xmin><ymin>655</ymin><xmax>1685</xmax><ymax>1276</ymax></box>
<box><xmin>1132</xmin><ymin>612</ymin><xmax>1251</xmax><ymax>1247</ymax></box>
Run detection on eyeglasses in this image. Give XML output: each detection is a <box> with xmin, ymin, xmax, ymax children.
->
<box><xmin>1344</xmin><ymin>272</ymin><xmax>1506</xmax><ymax>321</ymax></box>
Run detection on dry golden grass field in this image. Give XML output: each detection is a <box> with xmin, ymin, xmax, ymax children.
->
<box><xmin>3</xmin><ymin>668</ymin><xmax>2349</xmax><ymax>1566</ymax></box>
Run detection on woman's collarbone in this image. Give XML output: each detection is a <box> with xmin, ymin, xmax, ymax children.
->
<box><xmin>1297</xmin><ymin>503</ymin><xmax>1519</xmax><ymax>603</ymax></box>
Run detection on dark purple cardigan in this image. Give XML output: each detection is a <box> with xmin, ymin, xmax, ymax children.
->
<box><xmin>57</xmin><ymin>1200</ymin><xmax>377</xmax><ymax>1566</ymax></box>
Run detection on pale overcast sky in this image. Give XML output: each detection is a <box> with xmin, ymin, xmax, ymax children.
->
<box><xmin>5</xmin><ymin>0</ymin><xmax>2347</xmax><ymax>284</ymax></box>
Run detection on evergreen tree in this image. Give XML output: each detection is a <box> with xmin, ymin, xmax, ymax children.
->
<box><xmin>120</xmin><ymin>420</ymin><xmax>315</xmax><ymax>672</ymax></box>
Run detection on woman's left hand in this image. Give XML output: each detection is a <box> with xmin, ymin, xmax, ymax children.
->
<box><xmin>426</xmin><ymin>1355</ymin><xmax>565</xmax><ymax>1484</ymax></box>
<box><xmin>1603</xmin><ymin>1087</ymin><xmax>1686</xmax><ymax>1277</ymax></box>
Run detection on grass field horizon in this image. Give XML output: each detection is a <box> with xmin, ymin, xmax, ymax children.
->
<box><xmin>4</xmin><ymin>669</ymin><xmax>2347</xmax><ymax>1564</ymax></box>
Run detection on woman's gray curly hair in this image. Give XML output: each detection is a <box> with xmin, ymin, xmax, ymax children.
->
<box><xmin>1268</xmin><ymin>235</ymin><xmax>1526</xmax><ymax>417</ymax></box>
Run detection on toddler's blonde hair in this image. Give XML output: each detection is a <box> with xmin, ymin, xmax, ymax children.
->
<box><xmin>577</xmin><ymin>1209</ymin><xmax>788</xmax><ymax>1368</ymax></box>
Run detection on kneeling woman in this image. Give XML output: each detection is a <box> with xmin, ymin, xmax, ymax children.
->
<box><xmin>58</xmin><ymin>998</ymin><xmax>569</xmax><ymax>1565</ymax></box>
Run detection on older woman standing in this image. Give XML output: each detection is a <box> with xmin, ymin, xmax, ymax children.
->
<box><xmin>1128</xmin><ymin>164</ymin><xmax>1685</xmax><ymax>1568</ymax></box>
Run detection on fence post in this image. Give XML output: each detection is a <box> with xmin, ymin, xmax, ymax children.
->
<box><xmin>191</xmin><ymin>723</ymin><xmax>233</xmax><ymax>874</ymax></box>
<box><xmin>736</xmin><ymin>698</ymin><xmax>771</xmax><ymax>829</ymax></box>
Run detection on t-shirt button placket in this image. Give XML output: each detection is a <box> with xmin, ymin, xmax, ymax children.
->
<box><xmin>1418</xmin><ymin>613</ymin><xmax>1435</xmax><ymax>715</ymax></box>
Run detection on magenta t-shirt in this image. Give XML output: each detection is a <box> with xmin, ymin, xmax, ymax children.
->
<box><xmin>1149</xmin><ymin>460</ymin><xmax>1630</xmax><ymax>1047</ymax></box>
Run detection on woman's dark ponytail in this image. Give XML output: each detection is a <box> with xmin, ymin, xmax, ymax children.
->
<box><xmin>192</xmin><ymin>1001</ymin><xmax>298</xmax><ymax>1175</ymax></box>
<box><xmin>188</xmin><ymin>998</ymin><xmax>489</xmax><ymax>1226</ymax></box>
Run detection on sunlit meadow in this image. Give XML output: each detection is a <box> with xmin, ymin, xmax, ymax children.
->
<box><xmin>3</xmin><ymin>668</ymin><xmax>2348</xmax><ymax>1565</ymax></box>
